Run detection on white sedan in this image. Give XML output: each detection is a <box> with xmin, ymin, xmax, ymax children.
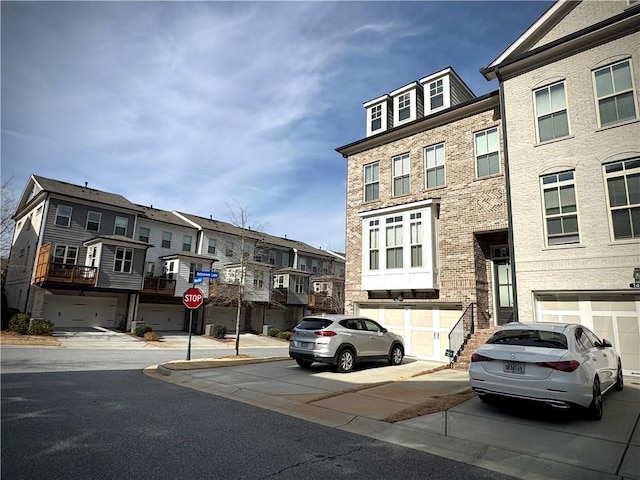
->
<box><xmin>469</xmin><ymin>322</ymin><xmax>623</xmax><ymax>420</ymax></box>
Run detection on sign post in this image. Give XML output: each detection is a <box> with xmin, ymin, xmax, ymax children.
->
<box><xmin>183</xmin><ymin>287</ymin><xmax>204</xmax><ymax>360</ymax></box>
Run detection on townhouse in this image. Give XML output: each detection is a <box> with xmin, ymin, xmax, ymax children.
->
<box><xmin>5</xmin><ymin>175</ymin><xmax>345</xmax><ymax>333</ymax></box>
<box><xmin>481</xmin><ymin>0</ymin><xmax>640</xmax><ymax>375</ymax></box>
<box><xmin>337</xmin><ymin>67</ymin><xmax>509</xmax><ymax>363</ymax></box>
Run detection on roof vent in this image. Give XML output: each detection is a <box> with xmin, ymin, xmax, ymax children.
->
<box><xmin>84</xmin><ymin>182</ymin><xmax>88</xmax><ymax>189</ymax></box>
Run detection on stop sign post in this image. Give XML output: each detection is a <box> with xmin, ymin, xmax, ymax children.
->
<box><xmin>183</xmin><ymin>288</ymin><xmax>203</xmax><ymax>360</ymax></box>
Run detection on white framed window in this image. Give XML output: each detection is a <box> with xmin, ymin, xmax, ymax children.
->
<box><xmin>269</xmin><ymin>251</ymin><xmax>277</xmax><ymax>265</ymax></box>
<box><xmin>604</xmin><ymin>158</ymin><xmax>640</xmax><ymax>240</ymax></box>
<box><xmin>594</xmin><ymin>59</ymin><xmax>637</xmax><ymax>127</ymax></box>
<box><xmin>182</xmin><ymin>235</ymin><xmax>192</xmax><ymax>252</ymax></box>
<box><xmin>114</xmin><ymin>216</ymin><xmax>128</xmax><ymax>236</ymax></box>
<box><xmin>294</xmin><ymin>276</ymin><xmax>305</xmax><ymax>294</ymax></box>
<box><xmin>282</xmin><ymin>251</ymin><xmax>290</xmax><ymax>267</ymax></box>
<box><xmin>475</xmin><ymin>127</ymin><xmax>500</xmax><ymax>177</ymax></box>
<box><xmin>430</xmin><ymin>79</ymin><xmax>444</xmax><ymax>110</ymax></box>
<box><xmin>53</xmin><ymin>245</ymin><xmax>78</xmax><ymax>264</ymax></box>
<box><xmin>311</xmin><ymin>259</ymin><xmax>319</xmax><ymax>273</ymax></box>
<box><xmin>114</xmin><ymin>247</ymin><xmax>133</xmax><ymax>273</ymax></box>
<box><xmin>425</xmin><ymin>143</ymin><xmax>445</xmax><ymax>188</ymax></box>
<box><xmin>385</xmin><ymin>216</ymin><xmax>403</xmax><ymax>269</ymax></box>
<box><xmin>86</xmin><ymin>211</ymin><xmax>101</xmax><ymax>232</ymax></box>
<box><xmin>139</xmin><ymin>227</ymin><xmax>150</xmax><ymax>243</ymax></box>
<box><xmin>299</xmin><ymin>257</ymin><xmax>307</xmax><ymax>271</ymax></box>
<box><xmin>146</xmin><ymin>262</ymin><xmax>155</xmax><ymax>278</ymax></box>
<box><xmin>253</xmin><ymin>271</ymin><xmax>265</xmax><ymax>289</ymax></box>
<box><xmin>370</xmin><ymin>104</ymin><xmax>382</xmax><ymax>132</ymax></box>
<box><xmin>368</xmin><ymin>220</ymin><xmax>379</xmax><ymax>270</ymax></box>
<box><xmin>162</xmin><ymin>231</ymin><xmax>172</xmax><ymax>249</ymax></box>
<box><xmin>55</xmin><ymin>205</ymin><xmax>72</xmax><ymax>227</ymax></box>
<box><xmin>541</xmin><ymin>171</ymin><xmax>580</xmax><ymax>245</ymax></box>
<box><xmin>273</xmin><ymin>274</ymin><xmax>285</xmax><ymax>289</ymax></box>
<box><xmin>534</xmin><ymin>81</ymin><xmax>569</xmax><ymax>142</ymax></box>
<box><xmin>364</xmin><ymin>162</ymin><xmax>380</xmax><ymax>202</ymax></box>
<box><xmin>208</xmin><ymin>238</ymin><xmax>217</xmax><ymax>254</ymax></box>
<box><xmin>392</xmin><ymin>153</ymin><xmax>410</xmax><ymax>196</ymax></box>
<box><xmin>86</xmin><ymin>246</ymin><xmax>97</xmax><ymax>267</ymax></box>
<box><xmin>398</xmin><ymin>92</ymin><xmax>411</xmax><ymax>121</ymax></box>
<box><xmin>410</xmin><ymin>213</ymin><xmax>423</xmax><ymax>267</ymax></box>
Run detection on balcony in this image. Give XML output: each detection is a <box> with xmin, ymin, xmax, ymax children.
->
<box><xmin>34</xmin><ymin>263</ymin><xmax>98</xmax><ymax>286</ymax></box>
<box><xmin>308</xmin><ymin>293</ymin><xmax>335</xmax><ymax>311</ymax></box>
<box><xmin>141</xmin><ymin>277</ymin><xmax>177</xmax><ymax>295</ymax></box>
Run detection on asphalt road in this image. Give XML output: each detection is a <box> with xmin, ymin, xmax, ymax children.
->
<box><xmin>1</xmin><ymin>348</ymin><xmax>515</xmax><ymax>480</ymax></box>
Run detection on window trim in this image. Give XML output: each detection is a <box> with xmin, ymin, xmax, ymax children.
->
<box><xmin>541</xmin><ymin>170</ymin><xmax>581</xmax><ymax>246</ymax></box>
<box><xmin>162</xmin><ymin>231</ymin><xmax>172</xmax><ymax>249</ymax></box>
<box><xmin>53</xmin><ymin>245</ymin><xmax>78</xmax><ymax>264</ymax></box>
<box><xmin>139</xmin><ymin>227</ymin><xmax>150</xmax><ymax>243</ymax></box>
<box><xmin>114</xmin><ymin>247</ymin><xmax>133</xmax><ymax>273</ymax></box>
<box><xmin>424</xmin><ymin>142</ymin><xmax>445</xmax><ymax>189</ymax></box>
<box><xmin>392</xmin><ymin>153</ymin><xmax>410</xmax><ymax>196</ymax></box>
<box><xmin>364</xmin><ymin>162</ymin><xmax>380</xmax><ymax>202</ymax></box>
<box><xmin>208</xmin><ymin>238</ymin><xmax>217</xmax><ymax>255</ymax></box>
<box><xmin>114</xmin><ymin>216</ymin><xmax>129</xmax><ymax>236</ymax></box>
<box><xmin>55</xmin><ymin>205</ymin><xmax>72</xmax><ymax>227</ymax></box>
<box><xmin>603</xmin><ymin>157</ymin><xmax>640</xmax><ymax>241</ymax></box>
<box><xmin>474</xmin><ymin>127</ymin><xmax>501</xmax><ymax>178</ymax></box>
<box><xmin>370</xmin><ymin>104</ymin><xmax>382</xmax><ymax>132</ymax></box>
<box><xmin>593</xmin><ymin>59</ymin><xmax>638</xmax><ymax>128</ymax></box>
<box><xmin>534</xmin><ymin>81</ymin><xmax>570</xmax><ymax>143</ymax></box>
<box><xmin>182</xmin><ymin>234</ymin><xmax>192</xmax><ymax>252</ymax></box>
<box><xmin>86</xmin><ymin>211</ymin><xmax>102</xmax><ymax>232</ymax></box>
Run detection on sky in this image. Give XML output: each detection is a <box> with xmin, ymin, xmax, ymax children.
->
<box><xmin>1</xmin><ymin>0</ymin><xmax>554</xmax><ymax>253</ymax></box>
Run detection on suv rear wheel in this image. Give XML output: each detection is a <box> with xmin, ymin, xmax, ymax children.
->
<box><xmin>336</xmin><ymin>348</ymin><xmax>355</xmax><ymax>373</ymax></box>
<box><xmin>388</xmin><ymin>344</ymin><xmax>404</xmax><ymax>366</ymax></box>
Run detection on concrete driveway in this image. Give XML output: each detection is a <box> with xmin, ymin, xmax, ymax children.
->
<box><xmin>148</xmin><ymin>358</ymin><xmax>640</xmax><ymax>480</ymax></box>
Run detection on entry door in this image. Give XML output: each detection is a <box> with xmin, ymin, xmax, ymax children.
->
<box><xmin>495</xmin><ymin>259</ymin><xmax>514</xmax><ymax>325</ymax></box>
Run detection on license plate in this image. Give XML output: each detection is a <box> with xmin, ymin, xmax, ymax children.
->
<box><xmin>296</xmin><ymin>341</ymin><xmax>313</xmax><ymax>350</ymax></box>
<box><xmin>504</xmin><ymin>362</ymin><xmax>525</xmax><ymax>374</ymax></box>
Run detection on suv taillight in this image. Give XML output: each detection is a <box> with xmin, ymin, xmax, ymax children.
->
<box><xmin>314</xmin><ymin>330</ymin><xmax>337</xmax><ymax>337</ymax></box>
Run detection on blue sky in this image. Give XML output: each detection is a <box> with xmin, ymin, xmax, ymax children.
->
<box><xmin>1</xmin><ymin>1</ymin><xmax>553</xmax><ymax>252</ymax></box>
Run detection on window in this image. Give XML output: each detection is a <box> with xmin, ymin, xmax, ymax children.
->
<box><xmin>299</xmin><ymin>257</ymin><xmax>307</xmax><ymax>271</ymax></box>
<box><xmin>53</xmin><ymin>245</ymin><xmax>78</xmax><ymax>264</ymax></box>
<box><xmin>430</xmin><ymin>79</ymin><xmax>443</xmax><ymax>110</ymax></box>
<box><xmin>594</xmin><ymin>60</ymin><xmax>637</xmax><ymax>127</ymax></box>
<box><xmin>534</xmin><ymin>81</ymin><xmax>569</xmax><ymax>142</ymax></box>
<box><xmin>162</xmin><ymin>232</ymin><xmax>172</xmax><ymax>249</ymax></box>
<box><xmin>386</xmin><ymin>216</ymin><xmax>403</xmax><ymax>268</ymax></box>
<box><xmin>364</xmin><ymin>162</ymin><xmax>380</xmax><ymax>202</ymax></box>
<box><xmin>55</xmin><ymin>205</ymin><xmax>72</xmax><ymax>227</ymax></box>
<box><xmin>398</xmin><ymin>92</ymin><xmax>411</xmax><ymax>121</ymax></box>
<box><xmin>253</xmin><ymin>271</ymin><xmax>265</xmax><ymax>289</ymax></box>
<box><xmin>188</xmin><ymin>263</ymin><xmax>203</xmax><ymax>283</ymax></box>
<box><xmin>114</xmin><ymin>247</ymin><xmax>133</xmax><ymax>273</ymax></box>
<box><xmin>269</xmin><ymin>251</ymin><xmax>277</xmax><ymax>265</ymax></box>
<box><xmin>226</xmin><ymin>242</ymin><xmax>234</xmax><ymax>257</ymax></box>
<box><xmin>139</xmin><ymin>227</ymin><xmax>150</xmax><ymax>243</ymax></box>
<box><xmin>311</xmin><ymin>259</ymin><xmax>319</xmax><ymax>273</ymax></box>
<box><xmin>86</xmin><ymin>211</ymin><xmax>101</xmax><ymax>232</ymax></box>
<box><xmin>542</xmin><ymin>171</ymin><xmax>580</xmax><ymax>245</ymax></box>
<box><xmin>294</xmin><ymin>276</ymin><xmax>305</xmax><ymax>294</ymax></box>
<box><xmin>604</xmin><ymin>158</ymin><xmax>640</xmax><ymax>240</ymax></box>
<box><xmin>368</xmin><ymin>220</ymin><xmax>379</xmax><ymax>270</ymax></box>
<box><xmin>410</xmin><ymin>213</ymin><xmax>422</xmax><ymax>267</ymax></box>
<box><xmin>425</xmin><ymin>143</ymin><xmax>445</xmax><ymax>188</ymax></box>
<box><xmin>371</xmin><ymin>104</ymin><xmax>382</xmax><ymax>131</ymax></box>
<box><xmin>322</xmin><ymin>261</ymin><xmax>328</xmax><ymax>274</ymax></box>
<box><xmin>208</xmin><ymin>238</ymin><xmax>217</xmax><ymax>255</ymax></box>
<box><xmin>114</xmin><ymin>217</ymin><xmax>128</xmax><ymax>236</ymax></box>
<box><xmin>87</xmin><ymin>246</ymin><xmax>97</xmax><ymax>267</ymax></box>
<box><xmin>393</xmin><ymin>153</ymin><xmax>410</xmax><ymax>196</ymax></box>
<box><xmin>475</xmin><ymin>127</ymin><xmax>500</xmax><ymax>177</ymax></box>
<box><xmin>146</xmin><ymin>262</ymin><xmax>155</xmax><ymax>278</ymax></box>
<box><xmin>182</xmin><ymin>235</ymin><xmax>192</xmax><ymax>252</ymax></box>
<box><xmin>273</xmin><ymin>274</ymin><xmax>285</xmax><ymax>289</ymax></box>
<box><xmin>282</xmin><ymin>251</ymin><xmax>290</xmax><ymax>267</ymax></box>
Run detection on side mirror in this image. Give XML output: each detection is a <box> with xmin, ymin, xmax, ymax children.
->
<box><xmin>380</xmin><ymin>327</ymin><xmax>387</xmax><ymax>333</ymax></box>
<box><xmin>601</xmin><ymin>339</ymin><xmax>612</xmax><ymax>348</ymax></box>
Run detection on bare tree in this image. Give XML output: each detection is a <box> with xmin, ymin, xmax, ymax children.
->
<box><xmin>1</xmin><ymin>180</ymin><xmax>18</xmax><ymax>258</ymax></box>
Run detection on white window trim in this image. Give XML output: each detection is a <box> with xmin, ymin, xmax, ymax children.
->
<box><xmin>114</xmin><ymin>247</ymin><xmax>133</xmax><ymax>273</ymax></box>
<box><xmin>162</xmin><ymin>232</ymin><xmax>172</xmax><ymax>249</ymax></box>
<box><xmin>593</xmin><ymin>58</ymin><xmax>638</xmax><ymax>128</ymax></box>
<box><xmin>139</xmin><ymin>227</ymin><xmax>150</xmax><ymax>243</ymax></box>
<box><xmin>603</xmin><ymin>158</ymin><xmax>640</xmax><ymax>241</ymax></box>
<box><xmin>114</xmin><ymin>216</ymin><xmax>128</xmax><ymax>236</ymax></box>
<box><xmin>424</xmin><ymin>143</ymin><xmax>446</xmax><ymax>189</ymax></box>
<box><xmin>364</xmin><ymin>162</ymin><xmax>380</xmax><ymax>202</ymax></box>
<box><xmin>541</xmin><ymin>171</ymin><xmax>581</xmax><ymax>246</ymax></box>
<box><xmin>55</xmin><ymin>205</ymin><xmax>72</xmax><ymax>227</ymax></box>
<box><xmin>474</xmin><ymin>127</ymin><xmax>501</xmax><ymax>178</ymax></box>
<box><xmin>533</xmin><ymin>81</ymin><xmax>570</xmax><ymax>143</ymax></box>
<box><xmin>392</xmin><ymin>153</ymin><xmax>410</xmax><ymax>196</ymax></box>
<box><xmin>86</xmin><ymin>211</ymin><xmax>102</xmax><ymax>232</ymax></box>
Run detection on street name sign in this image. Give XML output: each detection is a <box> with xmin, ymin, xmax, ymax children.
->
<box><xmin>196</xmin><ymin>271</ymin><xmax>219</xmax><ymax>279</ymax></box>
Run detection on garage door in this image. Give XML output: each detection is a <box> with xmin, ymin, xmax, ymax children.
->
<box><xmin>358</xmin><ymin>305</ymin><xmax>462</xmax><ymax>362</ymax></box>
<box><xmin>536</xmin><ymin>294</ymin><xmax>640</xmax><ymax>377</ymax></box>
<box><xmin>264</xmin><ymin>309</ymin><xmax>289</xmax><ymax>331</ymax></box>
<box><xmin>209</xmin><ymin>307</ymin><xmax>242</xmax><ymax>333</ymax></box>
<box><xmin>137</xmin><ymin>304</ymin><xmax>185</xmax><ymax>331</ymax></box>
<box><xmin>43</xmin><ymin>295</ymin><xmax>118</xmax><ymax>328</ymax></box>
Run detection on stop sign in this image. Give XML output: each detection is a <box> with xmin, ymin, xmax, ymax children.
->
<box><xmin>183</xmin><ymin>287</ymin><xmax>203</xmax><ymax>309</ymax></box>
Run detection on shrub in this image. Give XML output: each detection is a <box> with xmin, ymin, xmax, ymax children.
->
<box><xmin>134</xmin><ymin>323</ymin><xmax>152</xmax><ymax>337</ymax></box>
<box><xmin>210</xmin><ymin>324</ymin><xmax>226</xmax><ymax>339</ymax></box>
<box><xmin>268</xmin><ymin>328</ymin><xmax>280</xmax><ymax>338</ymax></box>
<box><xmin>29</xmin><ymin>319</ymin><xmax>54</xmax><ymax>335</ymax></box>
<box><xmin>277</xmin><ymin>331</ymin><xmax>291</xmax><ymax>341</ymax></box>
<box><xmin>144</xmin><ymin>331</ymin><xmax>161</xmax><ymax>342</ymax></box>
<box><xmin>8</xmin><ymin>313</ymin><xmax>30</xmax><ymax>334</ymax></box>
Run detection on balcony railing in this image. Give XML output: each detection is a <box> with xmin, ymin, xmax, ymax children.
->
<box><xmin>308</xmin><ymin>293</ymin><xmax>334</xmax><ymax>311</ymax></box>
<box><xmin>142</xmin><ymin>277</ymin><xmax>177</xmax><ymax>295</ymax></box>
<box><xmin>34</xmin><ymin>263</ymin><xmax>98</xmax><ymax>286</ymax></box>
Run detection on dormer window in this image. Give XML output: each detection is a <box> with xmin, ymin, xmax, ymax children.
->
<box><xmin>430</xmin><ymin>79</ymin><xmax>444</xmax><ymax>110</ymax></box>
<box><xmin>364</xmin><ymin>95</ymin><xmax>390</xmax><ymax>137</ymax></box>
<box><xmin>371</xmin><ymin>105</ymin><xmax>382</xmax><ymax>131</ymax></box>
<box><xmin>398</xmin><ymin>93</ymin><xmax>411</xmax><ymax>121</ymax></box>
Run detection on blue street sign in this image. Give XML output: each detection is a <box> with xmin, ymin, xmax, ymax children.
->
<box><xmin>193</xmin><ymin>277</ymin><xmax>204</xmax><ymax>284</ymax></box>
<box><xmin>196</xmin><ymin>271</ymin><xmax>219</xmax><ymax>279</ymax></box>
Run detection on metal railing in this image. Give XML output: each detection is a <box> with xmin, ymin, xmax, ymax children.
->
<box><xmin>447</xmin><ymin>303</ymin><xmax>476</xmax><ymax>367</ymax></box>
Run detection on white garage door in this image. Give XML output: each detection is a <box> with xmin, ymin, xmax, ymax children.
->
<box><xmin>536</xmin><ymin>294</ymin><xmax>640</xmax><ymax>377</ymax></box>
<box><xmin>137</xmin><ymin>304</ymin><xmax>185</xmax><ymax>331</ymax></box>
<box><xmin>358</xmin><ymin>305</ymin><xmax>462</xmax><ymax>362</ymax></box>
<box><xmin>43</xmin><ymin>295</ymin><xmax>118</xmax><ymax>328</ymax></box>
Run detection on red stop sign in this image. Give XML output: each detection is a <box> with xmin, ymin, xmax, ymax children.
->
<box><xmin>183</xmin><ymin>287</ymin><xmax>203</xmax><ymax>309</ymax></box>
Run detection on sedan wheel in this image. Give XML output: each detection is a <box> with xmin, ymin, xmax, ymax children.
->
<box><xmin>587</xmin><ymin>377</ymin><xmax>603</xmax><ymax>421</ymax></box>
<box><xmin>388</xmin><ymin>344</ymin><xmax>404</xmax><ymax>366</ymax></box>
<box><xmin>613</xmin><ymin>362</ymin><xmax>624</xmax><ymax>391</ymax></box>
<box><xmin>336</xmin><ymin>349</ymin><xmax>355</xmax><ymax>373</ymax></box>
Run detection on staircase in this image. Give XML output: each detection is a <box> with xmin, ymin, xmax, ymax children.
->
<box><xmin>452</xmin><ymin>327</ymin><xmax>498</xmax><ymax>370</ymax></box>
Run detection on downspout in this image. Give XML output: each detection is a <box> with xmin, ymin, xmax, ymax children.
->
<box><xmin>495</xmin><ymin>68</ymin><xmax>518</xmax><ymax>323</ymax></box>
<box><xmin>292</xmin><ymin>248</ymin><xmax>298</xmax><ymax>269</ymax></box>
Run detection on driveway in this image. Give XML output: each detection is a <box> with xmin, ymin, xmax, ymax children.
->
<box><xmin>148</xmin><ymin>358</ymin><xmax>640</xmax><ymax>480</ymax></box>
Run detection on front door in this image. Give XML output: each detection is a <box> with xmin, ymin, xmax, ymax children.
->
<box><xmin>495</xmin><ymin>259</ymin><xmax>514</xmax><ymax>325</ymax></box>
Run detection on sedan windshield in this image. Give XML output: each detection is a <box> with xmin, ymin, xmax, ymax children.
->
<box><xmin>486</xmin><ymin>329</ymin><xmax>568</xmax><ymax>349</ymax></box>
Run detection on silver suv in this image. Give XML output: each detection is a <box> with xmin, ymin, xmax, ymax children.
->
<box><xmin>289</xmin><ymin>314</ymin><xmax>405</xmax><ymax>373</ymax></box>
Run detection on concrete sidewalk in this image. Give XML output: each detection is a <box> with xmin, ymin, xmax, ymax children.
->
<box><xmin>145</xmin><ymin>358</ymin><xmax>640</xmax><ymax>480</ymax></box>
